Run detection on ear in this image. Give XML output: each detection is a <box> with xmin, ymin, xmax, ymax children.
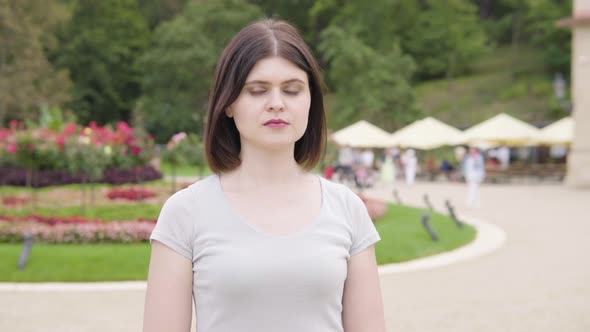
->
<box><xmin>225</xmin><ymin>107</ymin><xmax>233</xmax><ymax>118</ymax></box>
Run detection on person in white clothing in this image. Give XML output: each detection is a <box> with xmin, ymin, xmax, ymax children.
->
<box><xmin>143</xmin><ymin>19</ymin><xmax>386</xmax><ymax>332</ymax></box>
<box><xmin>463</xmin><ymin>147</ymin><xmax>486</xmax><ymax>208</ymax></box>
<box><xmin>401</xmin><ymin>149</ymin><xmax>418</xmax><ymax>186</ymax></box>
<box><xmin>497</xmin><ymin>146</ymin><xmax>510</xmax><ymax>170</ymax></box>
<box><xmin>380</xmin><ymin>148</ymin><xmax>396</xmax><ymax>187</ymax></box>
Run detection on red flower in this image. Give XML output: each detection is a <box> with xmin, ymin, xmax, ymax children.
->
<box><xmin>2</xmin><ymin>196</ymin><xmax>28</xmax><ymax>207</ymax></box>
<box><xmin>63</xmin><ymin>123</ymin><xmax>77</xmax><ymax>136</ymax></box>
<box><xmin>106</xmin><ymin>188</ymin><xmax>156</xmax><ymax>201</ymax></box>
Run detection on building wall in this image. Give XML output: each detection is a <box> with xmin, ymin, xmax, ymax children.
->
<box><xmin>566</xmin><ymin>0</ymin><xmax>590</xmax><ymax>188</ymax></box>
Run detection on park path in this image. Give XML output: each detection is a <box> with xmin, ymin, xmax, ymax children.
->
<box><xmin>1</xmin><ymin>180</ymin><xmax>589</xmax><ymax>331</ymax></box>
<box><xmin>367</xmin><ymin>181</ymin><xmax>590</xmax><ymax>332</ymax></box>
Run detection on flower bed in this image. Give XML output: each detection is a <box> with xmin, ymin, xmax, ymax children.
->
<box><xmin>106</xmin><ymin>188</ymin><xmax>157</xmax><ymax>201</ymax></box>
<box><xmin>0</xmin><ymin>120</ymin><xmax>160</xmax><ymax>186</ymax></box>
<box><xmin>0</xmin><ymin>215</ymin><xmax>155</xmax><ymax>243</ymax></box>
<box><xmin>0</xmin><ymin>165</ymin><xmax>162</xmax><ymax>187</ymax></box>
<box><xmin>0</xmin><ymin>194</ymin><xmax>384</xmax><ymax>244</ymax></box>
<box><xmin>2</xmin><ymin>196</ymin><xmax>29</xmax><ymax>207</ymax></box>
<box><xmin>0</xmin><ymin>214</ymin><xmax>97</xmax><ymax>226</ymax></box>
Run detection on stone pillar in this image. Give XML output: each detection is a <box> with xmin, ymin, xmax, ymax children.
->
<box><xmin>559</xmin><ymin>1</ymin><xmax>590</xmax><ymax>188</ymax></box>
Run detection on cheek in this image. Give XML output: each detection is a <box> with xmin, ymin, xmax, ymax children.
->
<box><xmin>294</xmin><ymin>98</ymin><xmax>311</xmax><ymax>136</ymax></box>
<box><xmin>297</xmin><ymin>96</ymin><xmax>312</xmax><ymax>121</ymax></box>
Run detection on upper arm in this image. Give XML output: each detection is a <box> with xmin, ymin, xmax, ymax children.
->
<box><xmin>143</xmin><ymin>240</ymin><xmax>193</xmax><ymax>332</ymax></box>
<box><xmin>342</xmin><ymin>245</ymin><xmax>386</xmax><ymax>332</ymax></box>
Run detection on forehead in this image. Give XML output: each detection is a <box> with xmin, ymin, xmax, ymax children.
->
<box><xmin>246</xmin><ymin>56</ymin><xmax>307</xmax><ymax>82</ymax></box>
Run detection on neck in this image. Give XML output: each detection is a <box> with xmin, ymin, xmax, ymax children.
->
<box><xmin>225</xmin><ymin>143</ymin><xmax>306</xmax><ymax>190</ymax></box>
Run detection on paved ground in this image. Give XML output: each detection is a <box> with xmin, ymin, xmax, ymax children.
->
<box><xmin>369</xmin><ymin>181</ymin><xmax>590</xmax><ymax>332</ymax></box>
<box><xmin>1</xmin><ymin>181</ymin><xmax>589</xmax><ymax>331</ymax></box>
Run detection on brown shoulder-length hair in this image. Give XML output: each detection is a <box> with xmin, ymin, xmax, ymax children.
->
<box><xmin>203</xmin><ymin>18</ymin><xmax>326</xmax><ymax>174</ymax></box>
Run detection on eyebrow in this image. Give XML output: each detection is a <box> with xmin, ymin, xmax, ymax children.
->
<box><xmin>244</xmin><ymin>79</ymin><xmax>306</xmax><ymax>85</ymax></box>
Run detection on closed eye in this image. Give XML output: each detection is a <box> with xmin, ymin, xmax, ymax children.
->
<box><xmin>248</xmin><ymin>89</ymin><xmax>267</xmax><ymax>96</ymax></box>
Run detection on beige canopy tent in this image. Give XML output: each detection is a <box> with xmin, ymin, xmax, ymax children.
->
<box><xmin>453</xmin><ymin>113</ymin><xmax>541</xmax><ymax>146</ymax></box>
<box><xmin>537</xmin><ymin>117</ymin><xmax>573</xmax><ymax>145</ymax></box>
<box><xmin>330</xmin><ymin>120</ymin><xmax>393</xmax><ymax>148</ymax></box>
<box><xmin>388</xmin><ymin>117</ymin><xmax>463</xmax><ymax>149</ymax></box>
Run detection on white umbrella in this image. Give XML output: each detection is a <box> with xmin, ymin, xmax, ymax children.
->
<box><xmin>388</xmin><ymin>117</ymin><xmax>463</xmax><ymax>149</ymax></box>
<box><xmin>330</xmin><ymin>120</ymin><xmax>393</xmax><ymax>148</ymax></box>
<box><xmin>537</xmin><ymin>117</ymin><xmax>573</xmax><ymax>145</ymax></box>
<box><xmin>454</xmin><ymin>113</ymin><xmax>541</xmax><ymax>146</ymax></box>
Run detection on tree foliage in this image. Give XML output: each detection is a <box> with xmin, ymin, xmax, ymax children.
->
<box><xmin>2</xmin><ymin>0</ymin><xmax>574</xmax><ymax>133</ymax></box>
<box><xmin>138</xmin><ymin>0</ymin><xmax>189</xmax><ymax>29</ymax></box>
<box><xmin>405</xmin><ymin>0</ymin><xmax>489</xmax><ymax>80</ymax></box>
<box><xmin>319</xmin><ymin>26</ymin><xmax>418</xmax><ymax>131</ymax></box>
<box><xmin>55</xmin><ymin>0</ymin><xmax>151</xmax><ymax>125</ymax></box>
<box><xmin>137</xmin><ymin>0</ymin><xmax>263</xmax><ymax>142</ymax></box>
<box><xmin>0</xmin><ymin>0</ymin><xmax>72</xmax><ymax>125</ymax></box>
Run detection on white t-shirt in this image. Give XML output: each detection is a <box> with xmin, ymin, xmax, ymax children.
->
<box><xmin>150</xmin><ymin>174</ymin><xmax>381</xmax><ymax>332</ymax></box>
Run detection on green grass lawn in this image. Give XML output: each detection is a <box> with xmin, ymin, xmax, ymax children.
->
<box><xmin>0</xmin><ymin>243</ymin><xmax>150</xmax><ymax>282</ymax></box>
<box><xmin>414</xmin><ymin>46</ymin><xmax>566</xmax><ymax>128</ymax></box>
<box><xmin>374</xmin><ymin>204</ymin><xmax>475</xmax><ymax>264</ymax></box>
<box><xmin>0</xmin><ymin>203</ymin><xmax>475</xmax><ymax>282</ymax></box>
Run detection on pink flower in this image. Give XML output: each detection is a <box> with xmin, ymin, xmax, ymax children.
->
<box><xmin>171</xmin><ymin>132</ymin><xmax>187</xmax><ymax>144</ymax></box>
<box><xmin>55</xmin><ymin>134</ymin><xmax>66</xmax><ymax>148</ymax></box>
<box><xmin>9</xmin><ymin>120</ymin><xmax>18</xmax><ymax>130</ymax></box>
<box><xmin>6</xmin><ymin>143</ymin><xmax>17</xmax><ymax>154</ymax></box>
<box><xmin>116</xmin><ymin>122</ymin><xmax>133</xmax><ymax>135</ymax></box>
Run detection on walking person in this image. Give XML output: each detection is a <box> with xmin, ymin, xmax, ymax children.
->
<box><xmin>143</xmin><ymin>19</ymin><xmax>386</xmax><ymax>332</ymax></box>
<box><xmin>401</xmin><ymin>149</ymin><xmax>418</xmax><ymax>186</ymax></box>
<box><xmin>463</xmin><ymin>147</ymin><xmax>486</xmax><ymax>208</ymax></box>
<box><xmin>336</xmin><ymin>144</ymin><xmax>355</xmax><ymax>184</ymax></box>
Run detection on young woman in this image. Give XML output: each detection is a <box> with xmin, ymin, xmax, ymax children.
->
<box><xmin>143</xmin><ymin>19</ymin><xmax>386</xmax><ymax>332</ymax></box>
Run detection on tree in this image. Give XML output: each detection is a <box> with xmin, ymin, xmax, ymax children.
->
<box><xmin>247</xmin><ymin>0</ymin><xmax>317</xmax><ymax>41</ymax></box>
<box><xmin>318</xmin><ymin>26</ymin><xmax>418</xmax><ymax>131</ymax></box>
<box><xmin>312</xmin><ymin>0</ymin><xmax>420</xmax><ymax>52</ymax></box>
<box><xmin>310</xmin><ymin>0</ymin><xmax>420</xmax><ymax>75</ymax></box>
<box><xmin>137</xmin><ymin>0</ymin><xmax>263</xmax><ymax>142</ymax></box>
<box><xmin>472</xmin><ymin>0</ymin><xmax>571</xmax><ymax>77</ymax></box>
<box><xmin>404</xmin><ymin>0</ymin><xmax>489</xmax><ymax>80</ymax></box>
<box><xmin>56</xmin><ymin>0</ymin><xmax>150</xmax><ymax>125</ymax></box>
<box><xmin>138</xmin><ymin>0</ymin><xmax>189</xmax><ymax>30</ymax></box>
<box><xmin>525</xmin><ymin>0</ymin><xmax>571</xmax><ymax>77</ymax></box>
<box><xmin>0</xmin><ymin>0</ymin><xmax>72</xmax><ymax>125</ymax></box>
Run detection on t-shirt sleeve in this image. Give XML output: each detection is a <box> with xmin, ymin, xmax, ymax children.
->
<box><xmin>345</xmin><ymin>189</ymin><xmax>381</xmax><ymax>256</ymax></box>
<box><xmin>149</xmin><ymin>189</ymin><xmax>195</xmax><ymax>261</ymax></box>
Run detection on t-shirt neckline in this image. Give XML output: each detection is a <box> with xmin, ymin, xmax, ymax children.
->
<box><xmin>213</xmin><ymin>173</ymin><xmax>326</xmax><ymax>238</ymax></box>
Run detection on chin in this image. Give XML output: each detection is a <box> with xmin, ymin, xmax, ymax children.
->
<box><xmin>251</xmin><ymin>137</ymin><xmax>299</xmax><ymax>151</ymax></box>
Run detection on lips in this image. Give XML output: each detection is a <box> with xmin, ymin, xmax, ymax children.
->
<box><xmin>264</xmin><ymin>119</ymin><xmax>289</xmax><ymax>125</ymax></box>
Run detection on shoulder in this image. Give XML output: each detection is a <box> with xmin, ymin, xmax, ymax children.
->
<box><xmin>321</xmin><ymin>177</ymin><xmax>366</xmax><ymax>217</ymax></box>
<box><xmin>162</xmin><ymin>175</ymin><xmax>217</xmax><ymax>212</ymax></box>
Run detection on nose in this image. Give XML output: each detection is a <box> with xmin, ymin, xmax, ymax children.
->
<box><xmin>266</xmin><ymin>88</ymin><xmax>285</xmax><ymax>111</ymax></box>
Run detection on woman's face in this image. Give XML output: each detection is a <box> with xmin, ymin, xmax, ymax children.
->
<box><xmin>227</xmin><ymin>56</ymin><xmax>311</xmax><ymax>151</ymax></box>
